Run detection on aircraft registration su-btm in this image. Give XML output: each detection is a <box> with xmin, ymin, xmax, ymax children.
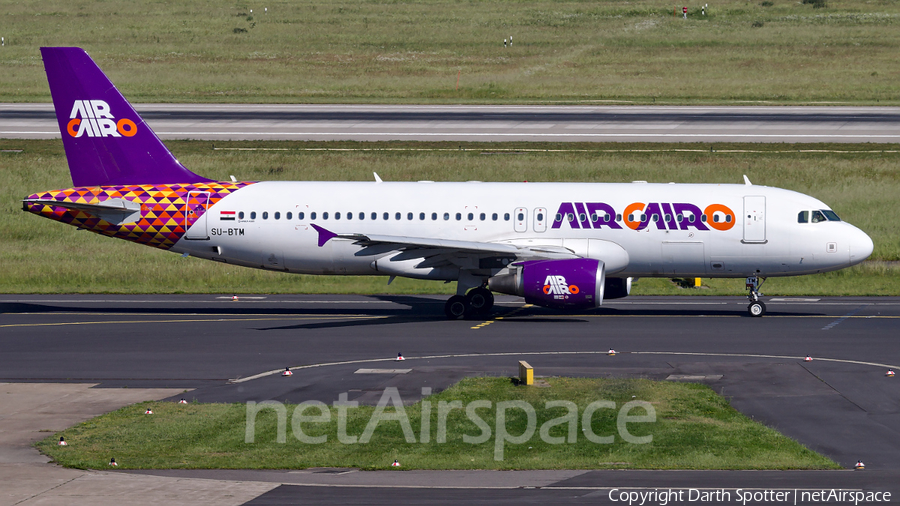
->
<box><xmin>24</xmin><ymin>48</ymin><xmax>874</xmax><ymax>318</ymax></box>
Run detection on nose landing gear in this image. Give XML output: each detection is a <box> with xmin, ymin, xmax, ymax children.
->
<box><xmin>444</xmin><ymin>286</ymin><xmax>495</xmax><ymax>320</ymax></box>
<box><xmin>746</xmin><ymin>276</ymin><xmax>766</xmax><ymax>317</ymax></box>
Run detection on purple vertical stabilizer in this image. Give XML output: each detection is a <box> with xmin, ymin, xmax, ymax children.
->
<box><xmin>40</xmin><ymin>47</ymin><xmax>213</xmax><ymax>187</ymax></box>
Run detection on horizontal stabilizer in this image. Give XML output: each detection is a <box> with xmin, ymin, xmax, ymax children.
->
<box><xmin>23</xmin><ymin>197</ymin><xmax>141</xmax><ymax>225</ymax></box>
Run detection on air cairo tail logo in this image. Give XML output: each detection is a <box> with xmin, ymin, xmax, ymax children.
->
<box><xmin>543</xmin><ymin>275</ymin><xmax>579</xmax><ymax>296</ymax></box>
<box><xmin>67</xmin><ymin>100</ymin><xmax>137</xmax><ymax>138</ymax></box>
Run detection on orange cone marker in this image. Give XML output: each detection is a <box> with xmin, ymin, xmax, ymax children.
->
<box><xmin>804</xmin><ymin>355</ymin><xmax>812</xmax><ymax>362</ymax></box>
<box><xmin>396</xmin><ymin>353</ymin><xmax>405</xmax><ymax>361</ymax></box>
<box><xmin>391</xmin><ymin>459</ymin><xmax>400</xmax><ymax>467</ymax></box>
<box><xmin>58</xmin><ymin>437</ymin><xmax>67</xmax><ymax>446</ymax></box>
<box><xmin>855</xmin><ymin>460</ymin><xmax>865</xmax><ymax>470</ymax></box>
<box><xmin>282</xmin><ymin>367</ymin><xmax>293</xmax><ymax>377</ymax></box>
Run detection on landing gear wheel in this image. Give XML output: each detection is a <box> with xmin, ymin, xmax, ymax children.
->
<box><xmin>445</xmin><ymin>295</ymin><xmax>468</xmax><ymax>320</ymax></box>
<box><xmin>466</xmin><ymin>287</ymin><xmax>494</xmax><ymax>316</ymax></box>
<box><xmin>748</xmin><ymin>301</ymin><xmax>766</xmax><ymax>317</ymax></box>
<box><xmin>745</xmin><ymin>275</ymin><xmax>767</xmax><ymax>317</ymax></box>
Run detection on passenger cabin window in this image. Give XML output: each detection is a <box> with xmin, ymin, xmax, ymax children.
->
<box><xmin>456</xmin><ymin>213</ymin><xmax>462</xmax><ymax>221</ymax></box>
<box><xmin>468</xmin><ymin>213</ymin><xmax>474</xmax><ymax>221</ymax></box>
<box><xmin>250</xmin><ymin>212</ymin><xmax>256</xmax><ymax>219</ymax></box>
<box><xmin>323</xmin><ymin>212</ymin><xmax>329</xmax><ymax>220</ymax></box>
<box><xmin>395</xmin><ymin>212</ymin><xmax>401</xmax><ymax>220</ymax></box>
<box><xmin>798</xmin><ymin>211</ymin><xmax>809</xmax><ymax>223</ymax></box>
<box><xmin>504</xmin><ymin>213</ymin><xmax>510</xmax><ymax>221</ymax></box>
<box><xmin>346</xmin><ymin>212</ymin><xmax>352</xmax><ymax>220</ymax></box>
<box><xmin>262</xmin><ymin>212</ymin><xmax>269</xmax><ymax>220</ymax></box>
<box><xmin>371</xmin><ymin>212</ymin><xmax>377</xmax><ymax>220</ymax></box>
<box><xmin>360</xmin><ymin>212</ymin><xmax>365</xmax><ymax>220</ymax></box>
<box><xmin>239</xmin><ymin>212</ymin><xmax>245</xmax><ymax>219</ymax></box>
<box><xmin>537</xmin><ymin>212</ymin><xmax>543</xmax><ymax>222</ymax></box>
<box><xmin>407</xmin><ymin>212</ymin><xmax>413</xmax><ymax>220</ymax></box>
<box><xmin>335</xmin><ymin>212</ymin><xmax>341</xmax><ymax>220</ymax></box>
<box><xmin>432</xmin><ymin>212</ymin><xmax>438</xmax><ymax>220</ymax></box>
<box><xmin>444</xmin><ymin>212</ymin><xmax>450</xmax><ymax>221</ymax></box>
<box><xmin>287</xmin><ymin>212</ymin><xmax>292</xmax><ymax>220</ymax></box>
<box><xmin>274</xmin><ymin>212</ymin><xmax>280</xmax><ymax>220</ymax></box>
<box><xmin>420</xmin><ymin>212</ymin><xmax>426</xmax><ymax>220</ymax></box>
<box><xmin>298</xmin><ymin>212</ymin><xmax>305</xmax><ymax>220</ymax></box>
<box><xmin>383</xmin><ymin>212</ymin><xmax>389</xmax><ymax>220</ymax></box>
<box><xmin>492</xmin><ymin>213</ymin><xmax>498</xmax><ymax>221</ymax></box>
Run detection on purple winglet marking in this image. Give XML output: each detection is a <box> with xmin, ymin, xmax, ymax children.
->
<box><xmin>310</xmin><ymin>224</ymin><xmax>337</xmax><ymax>247</ymax></box>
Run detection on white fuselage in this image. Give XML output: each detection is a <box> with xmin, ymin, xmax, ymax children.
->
<box><xmin>171</xmin><ymin>181</ymin><xmax>873</xmax><ymax>280</ymax></box>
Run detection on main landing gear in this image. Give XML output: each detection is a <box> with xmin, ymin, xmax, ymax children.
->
<box><xmin>444</xmin><ymin>286</ymin><xmax>494</xmax><ymax>320</ymax></box>
<box><xmin>746</xmin><ymin>275</ymin><xmax>766</xmax><ymax>317</ymax></box>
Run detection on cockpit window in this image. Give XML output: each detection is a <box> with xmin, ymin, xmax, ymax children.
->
<box><xmin>822</xmin><ymin>210</ymin><xmax>841</xmax><ymax>222</ymax></box>
<box><xmin>798</xmin><ymin>211</ymin><xmax>808</xmax><ymax>223</ymax></box>
<box><xmin>811</xmin><ymin>210</ymin><xmax>826</xmax><ymax>223</ymax></box>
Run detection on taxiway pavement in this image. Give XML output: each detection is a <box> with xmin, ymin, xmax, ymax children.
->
<box><xmin>1</xmin><ymin>294</ymin><xmax>898</xmax><ymax>505</ymax></box>
<box><xmin>3</xmin><ymin>104</ymin><xmax>900</xmax><ymax>143</ymax></box>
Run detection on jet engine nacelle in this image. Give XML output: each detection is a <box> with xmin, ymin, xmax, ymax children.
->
<box><xmin>604</xmin><ymin>277</ymin><xmax>632</xmax><ymax>300</ymax></box>
<box><xmin>488</xmin><ymin>258</ymin><xmax>606</xmax><ymax>310</ymax></box>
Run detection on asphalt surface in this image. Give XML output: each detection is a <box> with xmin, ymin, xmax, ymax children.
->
<box><xmin>2</xmin><ymin>294</ymin><xmax>899</xmax><ymax>504</ymax></box>
<box><xmin>3</xmin><ymin>104</ymin><xmax>900</xmax><ymax>142</ymax></box>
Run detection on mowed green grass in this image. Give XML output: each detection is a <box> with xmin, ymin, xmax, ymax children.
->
<box><xmin>37</xmin><ymin>377</ymin><xmax>840</xmax><ymax>470</ymax></box>
<box><xmin>2</xmin><ymin>0</ymin><xmax>899</xmax><ymax>104</ymax></box>
<box><xmin>2</xmin><ymin>139</ymin><xmax>898</xmax><ymax>295</ymax></box>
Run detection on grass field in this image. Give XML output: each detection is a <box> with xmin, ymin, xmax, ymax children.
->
<box><xmin>37</xmin><ymin>377</ymin><xmax>840</xmax><ymax>470</ymax></box>
<box><xmin>2</xmin><ymin>0</ymin><xmax>899</xmax><ymax>104</ymax></box>
<box><xmin>2</xmin><ymin>139</ymin><xmax>898</xmax><ymax>295</ymax></box>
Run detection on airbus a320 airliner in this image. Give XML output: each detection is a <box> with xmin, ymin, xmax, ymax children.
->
<box><xmin>24</xmin><ymin>48</ymin><xmax>873</xmax><ymax>318</ymax></box>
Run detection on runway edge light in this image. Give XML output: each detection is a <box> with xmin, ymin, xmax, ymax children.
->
<box><xmin>282</xmin><ymin>367</ymin><xmax>293</xmax><ymax>377</ymax></box>
<box><xmin>58</xmin><ymin>437</ymin><xmax>67</xmax><ymax>446</ymax></box>
<box><xmin>109</xmin><ymin>458</ymin><xmax>117</xmax><ymax>467</ymax></box>
<box><xmin>887</xmin><ymin>369</ymin><xmax>895</xmax><ymax>377</ymax></box>
<box><xmin>178</xmin><ymin>398</ymin><xmax>188</xmax><ymax>404</ymax></box>
<box><xmin>804</xmin><ymin>355</ymin><xmax>812</xmax><ymax>362</ymax></box>
<box><xmin>145</xmin><ymin>408</ymin><xmax>153</xmax><ymax>415</ymax></box>
<box><xmin>391</xmin><ymin>459</ymin><xmax>400</xmax><ymax>467</ymax></box>
<box><xmin>396</xmin><ymin>353</ymin><xmax>405</xmax><ymax>361</ymax></box>
<box><xmin>855</xmin><ymin>460</ymin><xmax>865</xmax><ymax>470</ymax></box>
<box><xmin>608</xmin><ymin>348</ymin><xmax>617</xmax><ymax>356</ymax></box>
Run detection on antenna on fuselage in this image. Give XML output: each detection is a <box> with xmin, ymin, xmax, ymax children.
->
<box><xmin>743</xmin><ymin>175</ymin><xmax>752</xmax><ymax>186</ymax></box>
<box><xmin>373</xmin><ymin>172</ymin><xmax>383</xmax><ymax>183</ymax></box>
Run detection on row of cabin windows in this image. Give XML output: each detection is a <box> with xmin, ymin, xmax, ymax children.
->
<box><xmin>558</xmin><ymin>212</ymin><xmax>730</xmax><ymax>224</ymax></box>
<box><xmin>233</xmin><ymin>210</ymin><xmax>733</xmax><ymax>225</ymax></box>
<box><xmin>797</xmin><ymin>210</ymin><xmax>841</xmax><ymax>224</ymax></box>
<box><xmin>237</xmin><ymin>211</ymin><xmax>514</xmax><ymax>222</ymax></box>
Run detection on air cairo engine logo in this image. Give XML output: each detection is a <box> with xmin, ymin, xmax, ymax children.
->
<box><xmin>543</xmin><ymin>275</ymin><xmax>579</xmax><ymax>299</ymax></box>
<box><xmin>67</xmin><ymin>100</ymin><xmax>137</xmax><ymax>138</ymax></box>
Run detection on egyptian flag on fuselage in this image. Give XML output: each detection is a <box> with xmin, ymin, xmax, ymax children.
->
<box><xmin>220</xmin><ymin>211</ymin><xmax>236</xmax><ymax>221</ymax></box>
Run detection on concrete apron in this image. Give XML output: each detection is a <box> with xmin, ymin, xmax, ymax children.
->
<box><xmin>0</xmin><ymin>383</ymin><xmax>277</xmax><ymax>506</ymax></box>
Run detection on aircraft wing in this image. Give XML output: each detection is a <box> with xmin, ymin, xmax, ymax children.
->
<box><xmin>310</xmin><ymin>224</ymin><xmax>577</xmax><ymax>261</ymax></box>
<box><xmin>22</xmin><ymin>197</ymin><xmax>142</xmax><ymax>225</ymax></box>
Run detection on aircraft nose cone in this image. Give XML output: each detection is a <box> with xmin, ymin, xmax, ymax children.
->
<box><xmin>849</xmin><ymin>227</ymin><xmax>874</xmax><ymax>265</ymax></box>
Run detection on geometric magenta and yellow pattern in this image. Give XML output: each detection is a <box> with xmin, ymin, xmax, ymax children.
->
<box><xmin>25</xmin><ymin>182</ymin><xmax>254</xmax><ymax>250</ymax></box>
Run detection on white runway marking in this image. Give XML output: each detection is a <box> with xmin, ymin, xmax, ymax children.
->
<box><xmin>232</xmin><ymin>350</ymin><xmax>900</xmax><ymax>384</ymax></box>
